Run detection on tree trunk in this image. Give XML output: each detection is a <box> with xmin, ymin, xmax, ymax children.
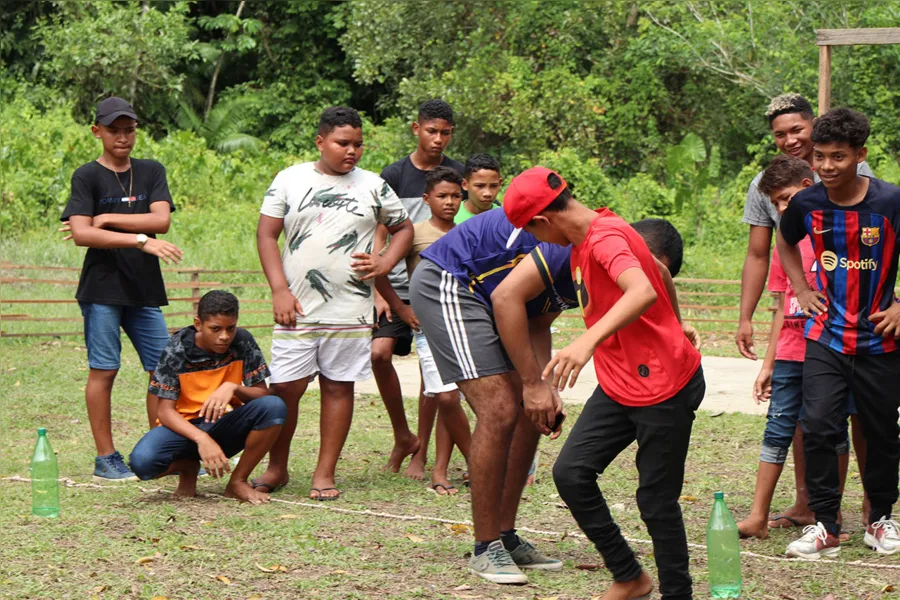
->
<box><xmin>204</xmin><ymin>0</ymin><xmax>246</xmax><ymax>121</ymax></box>
<box><xmin>129</xmin><ymin>0</ymin><xmax>150</xmax><ymax>104</ymax></box>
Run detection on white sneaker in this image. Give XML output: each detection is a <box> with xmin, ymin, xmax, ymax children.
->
<box><xmin>468</xmin><ymin>540</ymin><xmax>528</xmax><ymax>584</ymax></box>
<box><xmin>785</xmin><ymin>522</ymin><xmax>841</xmax><ymax>560</ymax></box>
<box><xmin>865</xmin><ymin>517</ymin><xmax>900</xmax><ymax>555</ymax></box>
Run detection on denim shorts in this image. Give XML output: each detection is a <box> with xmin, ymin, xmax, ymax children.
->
<box><xmin>128</xmin><ymin>395</ymin><xmax>287</xmax><ymax>480</ymax></box>
<box><xmin>79</xmin><ymin>303</ymin><xmax>169</xmax><ymax>371</ymax></box>
<box><xmin>761</xmin><ymin>360</ymin><xmax>850</xmax><ymax>464</ymax></box>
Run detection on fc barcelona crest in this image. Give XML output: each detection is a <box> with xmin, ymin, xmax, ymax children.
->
<box><xmin>861</xmin><ymin>227</ymin><xmax>880</xmax><ymax>246</ymax></box>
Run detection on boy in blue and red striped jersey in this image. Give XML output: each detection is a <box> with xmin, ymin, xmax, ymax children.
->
<box><xmin>777</xmin><ymin>108</ymin><xmax>900</xmax><ymax>559</ymax></box>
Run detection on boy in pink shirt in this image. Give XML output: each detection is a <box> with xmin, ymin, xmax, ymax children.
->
<box><xmin>738</xmin><ymin>155</ymin><xmax>854</xmax><ymax>539</ymax></box>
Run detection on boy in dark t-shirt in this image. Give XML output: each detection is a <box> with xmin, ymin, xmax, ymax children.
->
<box><xmin>503</xmin><ymin>167</ymin><xmax>704</xmax><ymax>599</ymax></box>
<box><xmin>130</xmin><ymin>291</ymin><xmax>285</xmax><ymax>504</ymax></box>
<box><xmin>59</xmin><ymin>97</ymin><xmax>183</xmax><ymax>481</ymax></box>
<box><xmin>376</xmin><ymin>99</ymin><xmax>465</xmax><ymax>478</ymax></box>
<box><xmin>777</xmin><ymin>108</ymin><xmax>900</xmax><ymax>558</ymax></box>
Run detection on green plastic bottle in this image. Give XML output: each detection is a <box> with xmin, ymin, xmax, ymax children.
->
<box><xmin>706</xmin><ymin>491</ymin><xmax>741</xmax><ymax>598</ymax></box>
<box><xmin>30</xmin><ymin>428</ymin><xmax>60</xmax><ymax>518</ymax></box>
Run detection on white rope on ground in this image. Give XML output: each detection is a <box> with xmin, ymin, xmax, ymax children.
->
<box><xmin>4</xmin><ymin>476</ymin><xmax>899</xmax><ymax>570</ymax></box>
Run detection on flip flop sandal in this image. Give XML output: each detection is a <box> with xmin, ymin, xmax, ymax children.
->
<box><xmin>768</xmin><ymin>514</ymin><xmax>803</xmax><ymax>529</ymax></box>
<box><xmin>310</xmin><ymin>487</ymin><xmax>341</xmax><ymax>501</ymax></box>
<box><xmin>428</xmin><ymin>483</ymin><xmax>457</xmax><ymax>496</ymax></box>
<box><xmin>250</xmin><ymin>478</ymin><xmax>286</xmax><ymax>494</ymax></box>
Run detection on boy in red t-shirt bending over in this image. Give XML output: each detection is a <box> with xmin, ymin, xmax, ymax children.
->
<box><xmin>503</xmin><ymin>167</ymin><xmax>704</xmax><ymax>600</ymax></box>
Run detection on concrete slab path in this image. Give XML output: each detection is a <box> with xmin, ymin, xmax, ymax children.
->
<box><xmin>311</xmin><ymin>354</ymin><xmax>768</xmax><ymax>417</ymax></box>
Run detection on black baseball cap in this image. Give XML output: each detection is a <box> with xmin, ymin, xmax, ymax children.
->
<box><xmin>95</xmin><ymin>97</ymin><xmax>138</xmax><ymax>126</ymax></box>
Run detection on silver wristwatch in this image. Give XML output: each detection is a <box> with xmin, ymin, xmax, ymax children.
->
<box><xmin>136</xmin><ymin>233</ymin><xmax>149</xmax><ymax>249</ymax></box>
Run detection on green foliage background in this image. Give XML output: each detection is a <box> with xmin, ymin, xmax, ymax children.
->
<box><xmin>2</xmin><ymin>0</ymin><xmax>899</xmax><ymax>274</ymax></box>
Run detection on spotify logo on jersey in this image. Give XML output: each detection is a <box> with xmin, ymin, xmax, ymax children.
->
<box><xmin>820</xmin><ymin>251</ymin><xmax>839</xmax><ymax>271</ymax></box>
<box><xmin>819</xmin><ymin>250</ymin><xmax>877</xmax><ymax>272</ymax></box>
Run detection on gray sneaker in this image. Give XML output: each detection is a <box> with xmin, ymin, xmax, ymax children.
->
<box><xmin>507</xmin><ymin>538</ymin><xmax>563</xmax><ymax>571</ymax></box>
<box><xmin>93</xmin><ymin>451</ymin><xmax>138</xmax><ymax>482</ymax></box>
<box><xmin>468</xmin><ymin>540</ymin><xmax>528</xmax><ymax>584</ymax></box>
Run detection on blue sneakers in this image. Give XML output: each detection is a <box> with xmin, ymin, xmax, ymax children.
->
<box><xmin>93</xmin><ymin>451</ymin><xmax>138</xmax><ymax>482</ymax></box>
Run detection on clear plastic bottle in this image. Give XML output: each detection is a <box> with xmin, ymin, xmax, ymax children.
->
<box><xmin>31</xmin><ymin>428</ymin><xmax>60</xmax><ymax>518</ymax></box>
<box><xmin>706</xmin><ymin>491</ymin><xmax>741</xmax><ymax>598</ymax></box>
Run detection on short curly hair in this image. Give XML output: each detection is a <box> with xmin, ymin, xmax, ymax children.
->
<box><xmin>758</xmin><ymin>155</ymin><xmax>815</xmax><ymax>197</ymax></box>
<box><xmin>418</xmin><ymin>99</ymin><xmax>454</xmax><ymax>125</ymax></box>
<box><xmin>424</xmin><ymin>166</ymin><xmax>463</xmax><ymax>193</ymax></box>
<box><xmin>811</xmin><ymin>107</ymin><xmax>870</xmax><ymax>149</ymax></box>
<box><xmin>317</xmin><ymin>106</ymin><xmax>362</xmax><ymax>135</ymax></box>
<box><xmin>630</xmin><ymin>218</ymin><xmax>684</xmax><ymax>277</ymax></box>
<box><xmin>765</xmin><ymin>93</ymin><xmax>814</xmax><ymax>126</ymax></box>
<box><xmin>198</xmin><ymin>290</ymin><xmax>239</xmax><ymax>321</ymax></box>
<box><xmin>464</xmin><ymin>153</ymin><xmax>501</xmax><ymax>178</ymax></box>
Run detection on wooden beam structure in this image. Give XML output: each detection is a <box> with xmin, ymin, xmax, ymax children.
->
<box><xmin>815</xmin><ymin>28</ymin><xmax>900</xmax><ymax>115</ymax></box>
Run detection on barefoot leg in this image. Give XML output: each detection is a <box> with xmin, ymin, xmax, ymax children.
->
<box><xmin>405</xmin><ymin>380</ymin><xmax>435</xmax><ymax>480</ymax></box>
<box><xmin>372</xmin><ymin>337</ymin><xmax>418</xmax><ymax>471</ymax></box>
<box><xmin>738</xmin><ymin>461</ymin><xmax>784</xmax><ymax>539</ymax></box>
<box><xmin>225</xmin><ymin>422</ymin><xmax>284</xmax><ymax>505</ymax></box>
<box><xmin>171</xmin><ymin>459</ymin><xmax>200</xmax><ymax>498</ymax></box>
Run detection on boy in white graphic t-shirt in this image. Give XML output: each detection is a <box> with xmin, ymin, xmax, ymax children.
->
<box><xmin>255</xmin><ymin>106</ymin><xmax>413</xmax><ymax>500</ymax></box>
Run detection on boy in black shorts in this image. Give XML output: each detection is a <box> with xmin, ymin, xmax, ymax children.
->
<box><xmin>777</xmin><ymin>108</ymin><xmax>900</xmax><ymax>558</ymax></box>
<box><xmin>377</xmin><ymin>99</ymin><xmax>465</xmax><ymax>477</ymax></box>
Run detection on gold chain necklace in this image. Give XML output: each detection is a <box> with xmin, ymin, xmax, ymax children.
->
<box><xmin>113</xmin><ymin>160</ymin><xmax>133</xmax><ymax>199</ymax></box>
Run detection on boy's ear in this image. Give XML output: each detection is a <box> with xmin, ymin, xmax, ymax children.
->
<box><xmin>857</xmin><ymin>146</ymin><xmax>868</xmax><ymax>163</ymax></box>
<box><xmin>315</xmin><ymin>134</ymin><xmax>324</xmax><ymax>152</ymax></box>
<box><xmin>91</xmin><ymin>124</ymin><xmax>101</xmax><ymax>139</ymax></box>
<box><xmin>461</xmin><ymin>178</ymin><xmax>470</xmax><ymax>191</ymax></box>
<box><xmin>193</xmin><ymin>316</ymin><xmax>202</xmax><ymax>329</ymax></box>
<box><xmin>801</xmin><ymin>177</ymin><xmax>814</xmax><ymax>188</ymax></box>
<box><xmin>411</xmin><ymin>121</ymin><xmax>420</xmax><ymax>136</ymax></box>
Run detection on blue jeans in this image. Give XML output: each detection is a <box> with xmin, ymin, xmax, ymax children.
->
<box><xmin>761</xmin><ymin>360</ymin><xmax>849</xmax><ymax>464</ymax></box>
<box><xmin>79</xmin><ymin>303</ymin><xmax>169</xmax><ymax>371</ymax></box>
<box><xmin>129</xmin><ymin>396</ymin><xmax>286</xmax><ymax>480</ymax></box>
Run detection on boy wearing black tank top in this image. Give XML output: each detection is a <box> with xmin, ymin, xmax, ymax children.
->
<box><xmin>60</xmin><ymin>97</ymin><xmax>183</xmax><ymax>481</ymax></box>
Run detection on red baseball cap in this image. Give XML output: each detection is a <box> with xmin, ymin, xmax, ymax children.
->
<box><xmin>503</xmin><ymin>166</ymin><xmax>567</xmax><ymax>248</ymax></box>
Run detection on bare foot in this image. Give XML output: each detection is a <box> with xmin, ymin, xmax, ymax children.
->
<box><xmin>225</xmin><ymin>480</ymin><xmax>272</xmax><ymax>505</ymax></box>
<box><xmin>404</xmin><ymin>455</ymin><xmax>426</xmax><ymax>480</ymax></box>
<box><xmin>595</xmin><ymin>571</ymin><xmax>653</xmax><ymax>599</ymax></box>
<box><xmin>250</xmin><ymin>467</ymin><xmax>289</xmax><ymax>492</ymax></box>
<box><xmin>737</xmin><ymin>517</ymin><xmax>769</xmax><ymax>539</ymax></box>
<box><xmin>385</xmin><ymin>434</ymin><xmax>420</xmax><ymax>473</ymax></box>
<box><xmin>173</xmin><ymin>461</ymin><xmax>199</xmax><ymax>498</ymax></box>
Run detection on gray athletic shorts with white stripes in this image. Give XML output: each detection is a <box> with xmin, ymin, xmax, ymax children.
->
<box><xmin>409</xmin><ymin>259</ymin><xmax>514</xmax><ymax>385</ymax></box>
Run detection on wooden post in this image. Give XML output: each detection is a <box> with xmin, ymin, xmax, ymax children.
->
<box><xmin>191</xmin><ymin>271</ymin><xmax>200</xmax><ymax>314</ymax></box>
<box><xmin>818</xmin><ymin>45</ymin><xmax>831</xmax><ymax>116</ymax></box>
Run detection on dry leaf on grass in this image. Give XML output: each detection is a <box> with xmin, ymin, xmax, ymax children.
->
<box><xmin>443</xmin><ymin>523</ymin><xmax>472</xmax><ymax>535</ymax></box>
<box><xmin>452</xmin><ymin>585</ymin><xmax>473</xmax><ymax>591</ymax></box>
<box><xmin>679</xmin><ymin>495</ymin><xmax>698</xmax><ymax>502</ymax></box>
<box><xmin>91</xmin><ymin>586</ymin><xmax>108</xmax><ymax>593</ymax></box>
<box><xmin>454</xmin><ymin>595</ymin><xmax>482</xmax><ymax>599</ymax></box>
<box><xmin>150</xmin><ymin>597</ymin><xmax>168</xmax><ymax>600</ymax></box>
<box><xmin>536</xmin><ymin>597</ymin><xmax>559</xmax><ymax>600</ymax></box>
<box><xmin>135</xmin><ymin>553</ymin><xmax>160</xmax><ymax>565</ymax></box>
<box><xmin>279</xmin><ymin>513</ymin><xmax>299</xmax><ymax>519</ymax></box>
<box><xmin>575</xmin><ymin>563</ymin><xmax>601</xmax><ymax>570</ymax></box>
<box><xmin>247</xmin><ymin>595</ymin><xmax>263</xmax><ymax>600</ymax></box>
<box><xmin>214</xmin><ymin>575</ymin><xmax>232</xmax><ymax>585</ymax></box>
<box><xmin>179</xmin><ymin>545</ymin><xmax>202</xmax><ymax>551</ymax></box>
<box><xmin>329</xmin><ymin>569</ymin><xmax>348</xmax><ymax>575</ymax></box>
<box><xmin>404</xmin><ymin>533</ymin><xmax>425</xmax><ymax>543</ymax></box>
<box><xmin>883</xmin><ymin>585</ymin><xmax>895</xmax><ymax>593</ymax></box>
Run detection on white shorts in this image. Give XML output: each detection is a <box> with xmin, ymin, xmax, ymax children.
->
<box><xmin>270</xmin><ymin>324</ymin><xmax>373</xmax><ymax>384</ymax></box>
<box><xmin>414</xmin><ymin>331</ymin><xmax>458</xmax><ymax>396</ymax></box>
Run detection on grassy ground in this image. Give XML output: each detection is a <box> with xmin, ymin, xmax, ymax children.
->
<box><xmin>2</xmin><ymin>335</ymin><xmax>898</xmax><ymax>600</ymax></box>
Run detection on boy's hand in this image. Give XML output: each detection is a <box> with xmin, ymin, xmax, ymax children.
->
<box><xmin>273</xmin><ymin>288</ymin><xmax>304</xmax><ymax>326</ymax></box>
<box><xmin>140</xmin><ymin>237</ymin><xmax>183</xmax><ymax>265</ymax></box>
<box><xmin>58</xmin><ymin>221</ymin><xmax>75</xmax><ymax>242</ymax></box>
<box><xmin>196</xmin><ymin>436</ymin><xmax>230</xmax><ymax>479</ymax></box>
<box><xmin>683</xmin><ymin>322</ymin><xmax>702</xmax><ymax>350</ymax></box>
<box><xmin>752</xmin><ymin>366</ymin><xmax>773</xmax><ymax>404</ymax></box>
<box><xmin>543</xmin><ymin>336</ymin><xmax>595</xmax><ymax>391</ymax></box>
<box><xmin>374</xmin><ymin>292</ymin><xmax>392</xmax><ymax>324</ymax></box>
<box><xmin>199</xmin><ymin>382</ymin><xmax>237</xmax><ymax>423</ymax></box>
<box><xmin>523</xmin><ymin>381</ymin><xmax>560</xmax><ymax>436</ymax></box>
<box><xmin>396</xmin><ymin>304</ymin><xmax>420</xmax><ymax>331</ymax></box>
<box><xmin>870</xmin><ymin>303</ymin><xmax>900</xmax><ymax>338</ymax></box>
<box><xmin>350</xmin><ymin>252</ymin><xmax>387</xmax><ymax>280</ymax></box>
<box><xmin>796</xmin><ymin>288</ymin><xmax>827</xmax><ymax>317</ymax></box>
<box><xmin>735</xmin><ymin>320</ymin><xmax>757</xmax><ymax>360</ymax></box>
